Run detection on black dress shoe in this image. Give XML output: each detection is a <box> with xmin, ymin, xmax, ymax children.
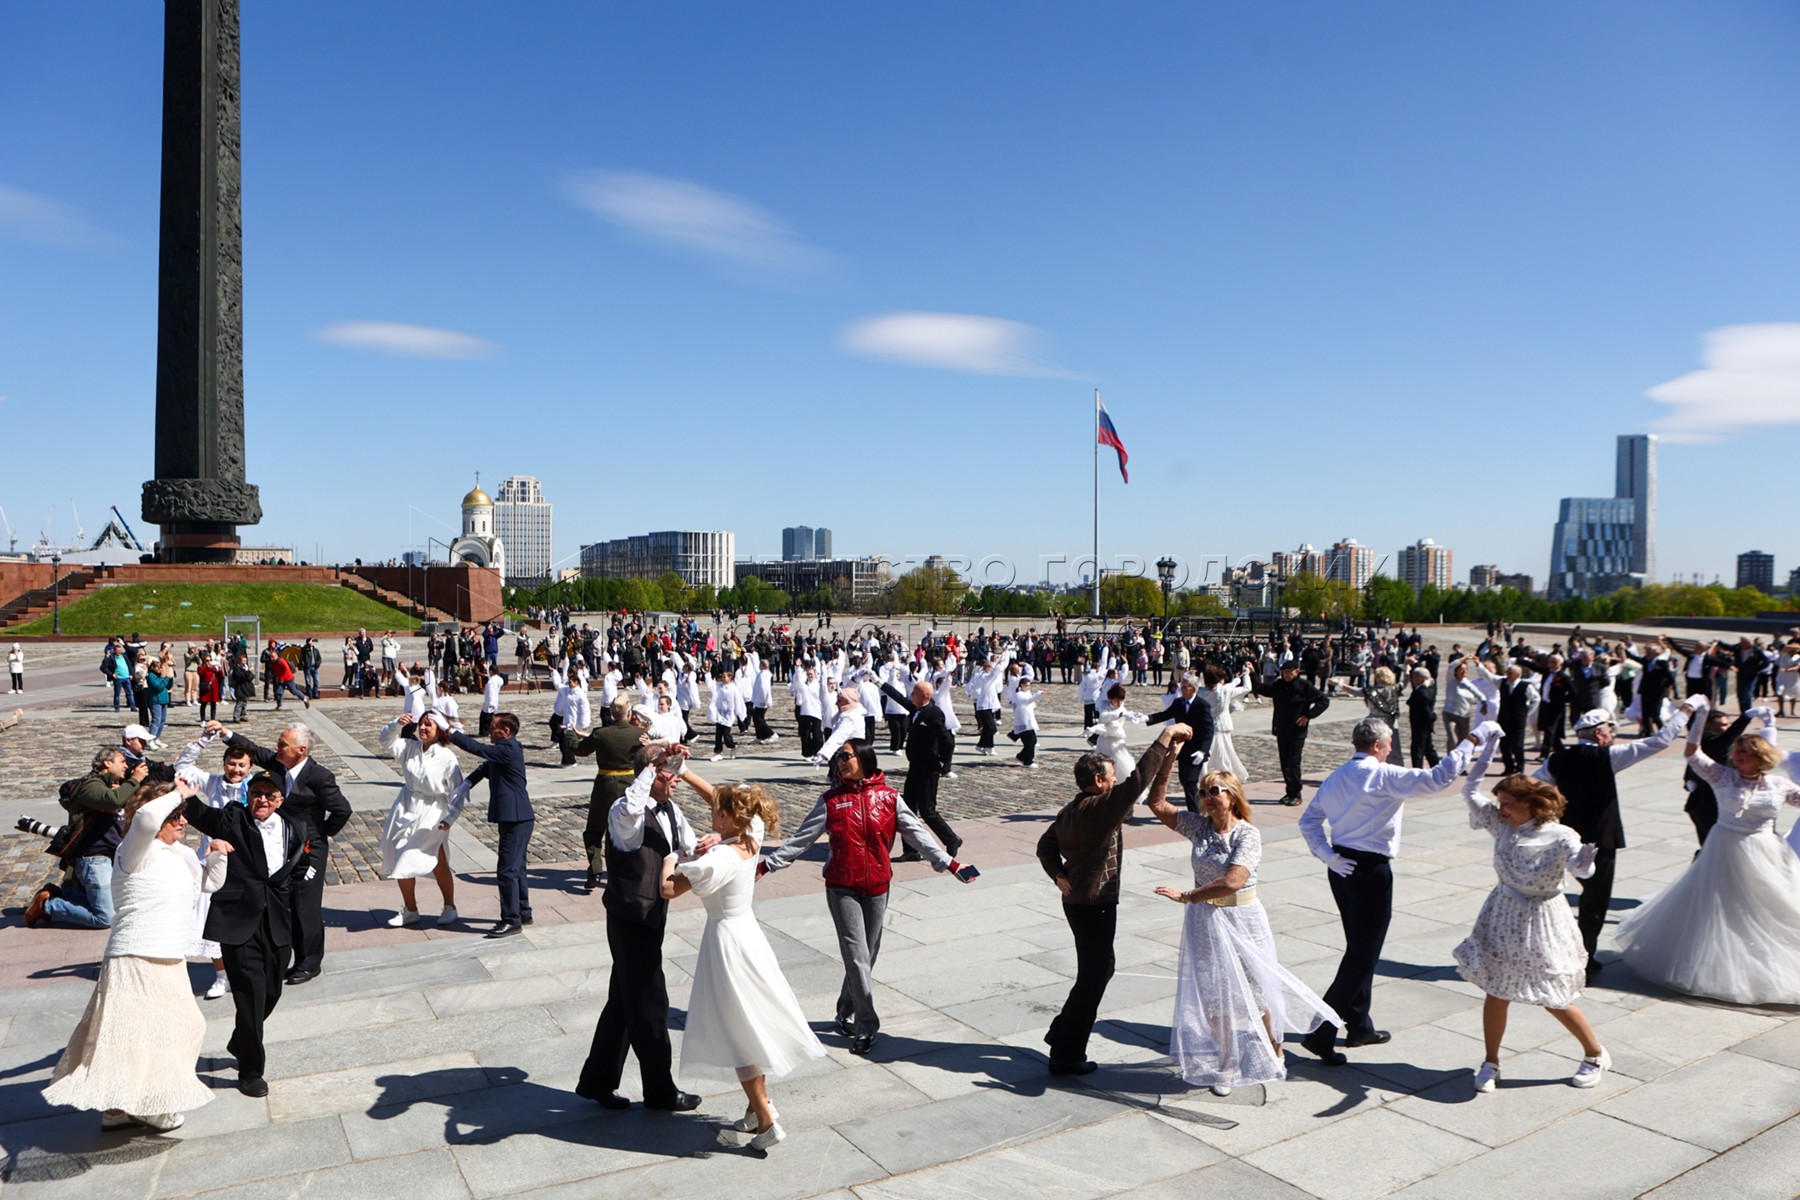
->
<box><xmin>1300</xmin><ymin>1029</ymin><xmax>1346</xmax><ymax>1066</ymax></box>
<box><xmin>893</xmin><ymin>850</ymin><xmax>922</xmax><ymax>863</ymax></box>
<box><xmin>238</xmin><ymin>1075</ymin><xmax>269</xmax><ymax>1098</ymax></box>
<box><xmin>522</xmin><ymin>914</ymin><xmax>534</xmax><ymax>925</ymax></box>
<box><xmin>836</xmin><ymin>1015</ymin><xmax>855</xmax><ymax>1039</ymax></box>
<box><xmin>849</xmin><ymin>1034</ymin><xmax>877</xmax><ymax>1056</ymax></box>
<box><xmin>283</xmin><ymin>968</ymin><xmax>319</xmax><ymax>985</ymax></box>
<box><xmin>484</xmin><ymin>923</ymin><xmax>523</xmax><ymax>940</ymax></box>
<box><xmin>1343</xmin><ymin>1029</ymin><xmax>1391</xmax><ymax>1048</ymax></box>
<box><xmin>644</xmin><ymin>1091</ymin><xmax>701</xmax><ymax>1112</ymax></box>
<box><xmin>1281</xmin><ymin>795</ymin><xmax>1302</xmax><ymax>807</ymax></box>
<box><xmin>576</xmin><ymin>1085</ymin><xmax>632</xmax><ymax>1109</ymax></box>
<box><xmin>1047</xmin><ymin>1059</ymin><xmax>1099</xmax><ymax>1076</ymax></box>
<box><xmin>945</xmin><ymin>836</ymin><xmax>964</xmax><ymax>858</ymax></box>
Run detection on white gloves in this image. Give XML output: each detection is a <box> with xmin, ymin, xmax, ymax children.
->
<box><xmin>1748</xmin><ymin>706</ymin><xmax>1775</xmax><ymax>724</ymax></box>
<box><xmin>1473</xmin><ymin>720</ymin><xmax>1504</xmax><ymax>746</ymax></box>
<box><xmin>1571</xmin><ymin>842</ymin><xmax>1599</xmax><ymax>877</ymax></box>
<box><xmin>1322</xmin><ymin>852</ymin><xmax>1357</xmax><ymax>878</ymax></box>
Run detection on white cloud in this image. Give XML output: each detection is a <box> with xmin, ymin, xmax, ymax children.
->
<box><xmin>560</xmin><ymin>169</ymin><xmax>830</xmax><ymax>283</ymax></box>
<box><xmin>315</xmin><ymin>321</ymin><xmax>496</xmax><ymax>360</ymax></box>
<box><xmin>0</xmin><ymin>183</ymin><xmax>114</xmax><ymax>249</ymax></box>
<box><xmin>1647</xmin><ymin>324</ymin><xmax>1800</xmax><ymax>443</ymax></box>
<box><xmin>839</xmin><ymin>311</ymin><xmax>1075</xmax><ymax>377</ymax></box>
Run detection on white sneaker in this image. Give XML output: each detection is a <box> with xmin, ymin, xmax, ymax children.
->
<box><xmin>709</xmin><ymin>754</ymin><xmax>724</xmax><ymax>762</ymax></box>
<box><xmin>1570</xmin><ymin>1049</ymin><xmax>1611</xmax><ymax>1088</ymax></box>
<box><xmin>1026</xmin><ymin>763</ymin><xmax>1039</xmax><ymax>770</ymax></box>
<box><xmin>942</xmin><ymin>772</ymin><xmax>958</xmax><ymax>781</ymax></box>
<box><xmin>1209</xmin><ymin>1085</ymin><xmax>1232</xmax><ymax>1097</ymax></box>
<box><xmin>765</xmin><ymin>733</ymin><xmax>779</xmax><ymax>740</ymax></box>
<box><xmin>202</xmin><ymin>972</ymin><xmax>229</xmax><ymax>1000</ymax></box>
<box><xmin>387</xmin><ymin>909</ymin><xmax>421</xmax><ymax>927</ymax></box>
<box><xmin>730</xmin><ymin>1107</ymin><xmax>778</xmax><ymax>1133</ymax></box>
<box><xmin>1473</xmin><ymin>1062</ymin><xmax>1500</xmax><ymax>1093</ymax></box>
<box><xmin>748</xmin><ymin>1121</ymin><xmax>786</xmax><ymax>1151</ymax></box>
<box><xmin>101</xmin><ymin>1109</ymin><xmax>140</xmax><ymax>1129</ymax></box>
<box><xmin>138</xmin><ymin>1112</ymin><xmax>185</xmax><ymax>1132</ymax></box>
<box><xmin>437</xmin><ymin>905</ymin><xmax>458</xmax><ymax>926</ymax></box>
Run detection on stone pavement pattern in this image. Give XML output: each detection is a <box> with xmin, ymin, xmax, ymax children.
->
<box><xmin>1</xmin><ymin>638</ymin><xmax>1797</xmax><ymax>1197</ymax></box>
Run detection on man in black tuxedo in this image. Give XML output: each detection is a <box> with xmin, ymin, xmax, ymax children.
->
<box><xmin>1252</xmin><ymin>661</ymin><xmax>1331</xmax><ymax>805</ymax></box>
<box><xmin>880</xmin><ymin>676</ymin><xmax>960</xmax><ymax>858</ymax></box>
<box><xmin>451</xmin><ymin>711</ymin><xmax>535</xmax><ymax>938</ymax></box>
<box><xmin>1406</xmin><ymin>666</ymin><xmax>1440</xmax><ymax>767</ymax></box>
<box><xmin>207</xmin><ymin>719</ymin><xmax>351</xmax><ymax>984</ymax></box>
<box><xmin>1535</xmin><ymin>654</ymin><xmax>1572</xmax><ymax>760</ymax></box>
<box><xmin>1145</xmin><ymin>672</ymin><xmax>1216</xmax><ymax>809</ymax></box>
<box><xmin>1496</xmin><ymin>664</ymin><xmax>1537</xmax><ymax>775</ymax></box>
<box><xmin>183</xmin><ymin>772</ymin><xmax>312</xmax><ymax>1097</ymax></box>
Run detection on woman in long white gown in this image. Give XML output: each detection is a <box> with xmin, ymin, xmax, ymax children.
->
<box><xmin>663</xmin><ymin>782</ymin><xmax>825</xmax><ymax>1152</ymax></box>
<box><xmin>1452</xmin><ymin>732</ymin><xmax>1612</xmax><ymax>1092</ymax></box>
<box><xmin>1085</xmin><ymin>683</ymin><xmax>1147</xmax><ymax>779</ymax></box>
<box><xmin>1615</xmin><ymin>697</ymin><xmax>1800</xmax><ymax>1005</ymax></box>
<box><xmin>1200</xmin><ymin>662</ymin><xmax>1254</xmax><ymax>781</ymax></box>
<box><xmin>380</xmin><ymin>710</ymin><xmax>467</xmax><ymax>927</ymax></box>
<box><xmin>1144</xmin><ymin>755</ymin><xmax>1337</xmax><ymax>1094</ymax></box>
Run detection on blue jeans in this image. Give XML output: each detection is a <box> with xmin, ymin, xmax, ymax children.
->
<box><xmin>112</xmin><ymin>679</ymin><xmax>134</xmax><ymax>710</ymax></box>
<box><xmin>149</xmin><ymin>703</ymin><xmax>169</xmax><ymax>738</ymax></box>
<box><xmin>44</xmin><ymin>855</ymin><xmax>115</xmax><ymax>929</ymax></box>
<box><xmin>304</xmin><ymin>667</ymin><xmax>320</xmax><ymax>698</ymax></box>
<box><xmin>275</xmin><ymin>678</ymin><xmax>308</xmax><ymax>706</ymax></box>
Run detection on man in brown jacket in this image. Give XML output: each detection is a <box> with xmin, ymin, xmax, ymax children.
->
<box><xmin>1036</xmin><ymin>722</ymin><xmax>1191</xmax><ymax>1074</ymax></box>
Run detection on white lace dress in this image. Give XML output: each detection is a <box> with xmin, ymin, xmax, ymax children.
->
<box><xmin>1086</xmin><ymin>704</ymin><xmax>1146</xmax><ymax>779</ymax></box>
<box><xmin>1615</xmin><ymin>751</ymin><xmax>1800</xmax><ymax>1004</ymax></box>
<box><xmin>380</xmin><ymin>719</ymin><xmax>467</xmax><ymax>879</ymax></box>
<box><xmin>1201</xmin><ymin>681</ymin><xmax>1250</xmax><ymax>781</ymax></box>
<box><xmin>1168</xmin><ymin>815</ymin><xmax>1338</xmax><ymax>1088</ymax></box>
<box><xmin>679</xmin><ymin>842</ymin><xmax>827</xmax><ymax>1083</ymax></box>
<box><xmin>1451</xmin><ymin>747</ymin><xmax>1593</xmax><ymax>1008</ymax></box>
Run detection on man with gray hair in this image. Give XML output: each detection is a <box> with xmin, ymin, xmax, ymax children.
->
<box><xmin>1297</xmin><ymin>714</ymin><xmax>1486</xmax><ymax>1065</ymax></box>
<box><xmin>205</xmin><ymin>718</ymin><xmax>351</xmax><ymax>985</ymax></box>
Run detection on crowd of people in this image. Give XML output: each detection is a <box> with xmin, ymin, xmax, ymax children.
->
<box><xmin>20</xmin><ymin>612</ymin><xmax>1800</xmax><ymax>1146</ymax></box>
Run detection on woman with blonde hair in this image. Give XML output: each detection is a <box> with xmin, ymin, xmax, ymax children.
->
<box><xmin>1613</xmin><ymin>696</ymin><xmax>1800</xmax><ymax>1004</ymax></box>
<box><xmin>379</xmin><ymin>709</ymin><xmax>468</xmax><ymax>928</ymax></box>
<box><xmin>662</xmin><ymin>781</ymin><xmax>824</xmax><ymax>1151</ymax></box>
<box><xmin>1453</xmin><ymin>731</ymin><xmax>1609</xmax><ymax>1092</ymax></box>
<box><xmin>1145</xmin><ymin>764</ymin><xmax>1337</xmax><ymax>1096</ymax></box>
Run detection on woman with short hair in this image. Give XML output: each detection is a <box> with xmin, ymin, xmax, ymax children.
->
<box><xmin>379</xmin><ymin>709</ymin><xmax>468</xmax><ymax>927</ymax></box>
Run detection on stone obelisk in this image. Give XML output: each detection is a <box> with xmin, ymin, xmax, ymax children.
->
<box><xmin>141</xmin><ymin>0</ymin><xmax>262</xmax><ymax>562</ymax></box>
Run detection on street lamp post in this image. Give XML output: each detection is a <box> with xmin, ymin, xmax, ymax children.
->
<box><xmin>51</xmin><ymin>554</ymin><xmax>62</xmax><ymax>635</ymax></box>
<box><xmin>1156</xmin><ymin>556</ymin><xmax>1177</xmax><ymax>619</ymax></box>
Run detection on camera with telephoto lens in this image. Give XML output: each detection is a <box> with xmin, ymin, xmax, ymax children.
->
<box><xmin>16</xmin><ymin>816</ymin><xmax>63</xmax><ymax>840</ymax></box>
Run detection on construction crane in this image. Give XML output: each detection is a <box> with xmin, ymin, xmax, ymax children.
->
<box><xmin>108</xmin><ymin>506</ymin><xmax>146</xmax><ymax>552</ymax></box>
<box><xmin>70</xmin><ymin>501</ymin><xmax>84</xmax><ymax>547</ymax></box>
<box><xmin>0</xmin><ymin>507</ymin><xmax>14</xmax><ymax>554</ymax></box>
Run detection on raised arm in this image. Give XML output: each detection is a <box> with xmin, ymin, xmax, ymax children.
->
<box><xmin>118</xmin><ymin>784</ymin><xmax>189</xmax><ymax>874</ymax></box>
<box><xmin>1142</xmin><ymin>735</ymin><xmax>1185</xmax><ymax>831</ymax></box>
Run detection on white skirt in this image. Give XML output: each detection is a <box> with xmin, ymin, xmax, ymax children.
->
<box><xmin>1205</xmin><ymin>732</ymin><xmax>1248</xmax><ymax>783</ymax></box>
<box><xmin>681</xmin><ymin>914</ymin><xmax>828</xmax><ymax>1084</ymax></box>
<box><xmin>382</xmin><ymin>794</ymin><xmax>453</xmax><ymax>879</ymax></box>
<box><xmin>43</xmin><ymin>956</ymin><xmax>213</xmax><ymax>1115</ymax></box>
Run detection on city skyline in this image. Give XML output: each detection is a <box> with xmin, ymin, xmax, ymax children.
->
<box><xmin>3</xmin><ymin>5</ymin><xmax>1797</xmax><ymax>580</ymax></box>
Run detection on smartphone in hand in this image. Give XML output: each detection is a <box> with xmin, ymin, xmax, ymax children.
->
<box><xmin>955</xmin><ymin>864</ymin><xmax>980</xmax><ymax>882</ymax></box>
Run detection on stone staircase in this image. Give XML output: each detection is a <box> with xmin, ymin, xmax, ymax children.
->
<box><xmin>339</xmin><ymin>572</ymin><xmax>455</xmax><ymax>625</ymax></box>
<box><xmin>0</xmin><ymin>568</ymin><xmax>104</xmax><ymax>629</ymax></box>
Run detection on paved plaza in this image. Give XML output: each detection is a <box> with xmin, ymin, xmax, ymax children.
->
<box><xmin>1</xmin><ymin>632</ymin><xmax>1797</xmax><ymax>1197</ymax></box>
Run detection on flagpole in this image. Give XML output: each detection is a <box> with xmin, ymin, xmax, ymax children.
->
<box><xmin>1093</xmin><ymin>389</ymin><xmax>1100</xmax><ymax>618</ymax></box>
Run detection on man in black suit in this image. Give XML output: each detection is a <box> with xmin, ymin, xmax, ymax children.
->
<box><xmin>452</xmin><ymin>711</ymin><xmax>535</xmax><ymax>938</ymax></box>
<box><xmin>1496</xmin><ymin>663</ymin><xmax>1537</xmax><ymax>775</ymax></box>
<box><xmin>1535</xmin><ymin>654</ymin><xmax>1572</xmax><ymax>760</ymax></box>
<box><xmin>1252</xmin><ymin>661</ymin><xmax>1330</xmax><ymax>805</ymax></box>
<box><xmin>206</xmin><ymin>719</ymin><xmax>351</xmax><ymax>984</ymax></box>
<box><xmin>1145</xmin><ymin>671</ymin><xmax>1216</xmax><ymax>810</ymax></box>
<box><xmin>183</xmin><ymin>772</ymin><xmax>312</xmax><ymax>1097</ymax></box>
<box><xmin>880</xmin><ymin>676</ymin><xmax>960</xmax><ymax>858</ymax></box>
<box><xmin>1406</xmin><ymin>666</ymin><xmax>1440</xmax><ymax>767</ymax></box>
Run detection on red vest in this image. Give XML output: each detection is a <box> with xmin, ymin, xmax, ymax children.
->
<box><xmin>822</xmin><ymin>772</ymin><xmax>899</xmax><ymax>895</ymax></box>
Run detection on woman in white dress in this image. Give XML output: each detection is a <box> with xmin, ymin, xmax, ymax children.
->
<box><xmin>661</xmin><ymin>783</ymin><xmax>825</xmax><ymax>1152</ymax></box>
<box><xmin>380</xmin><ymin>710</ymin><xmax>468</xmax><ymax>927</ymax></box>
<box><xmin>1200</xmin><ymin>662</ymin><xmax>1254</xmax><ymax>781</ymax></box>
<box><xmin>1774</xmin><ymin>642</ymin><xmax>1800</xmax><ymax>718</ymax></box>
<box><xmin>1085</xmin><ymin>682</ymin><xmax>1148</xmax><ymax>779</ymax></box>
<box><xmin>45</xmin><ymin>779</ymin><xmax>224</xmax><ymax>1132</ymax></box>
<box><xmin>1145</xmin><ymin>760</ymin><xmax>1338</xmax><ymax>1095</ymax></box>
<box><xmin>1614</xmin><ymin>696</ymin><xmax>1800</xmax><ymax>1004</ymax></box>
<box><xmin>1452</xmin><ymin>731</ymin><xmax>1610</xmax><ymax>1092</ymax></box>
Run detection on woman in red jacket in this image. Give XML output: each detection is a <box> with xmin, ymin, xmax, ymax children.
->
<box><xmin>196</xmin><ymin>659</ymin><xmax>223</xmax><ymax>723</ymax></box>
<box><xmin>758</xmin><ymin>741</ymin><xmax>974</xmax><ymax>1055</ymax></box>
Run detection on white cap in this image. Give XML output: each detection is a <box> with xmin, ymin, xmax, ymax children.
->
<box><xmin>122</xmin><ymin>724</ymin><xmax>153</xmax><ymax>742</ymax></box>
<box><xmin>1572</xmin><ymin>708</ymin><xmax>1614</xmax><ymax>732</ymax></box>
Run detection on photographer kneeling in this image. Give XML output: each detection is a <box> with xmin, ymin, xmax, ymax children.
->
<box><xmin>26</xmin><ymin>748</ymin><xmax>148</xmax><ymax>929</ymax></box>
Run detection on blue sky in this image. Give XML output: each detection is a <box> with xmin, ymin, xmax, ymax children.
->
<box><xmin>3</xmin><ymin>3</ymin><xmax>1798</xmax><ymax>588</ymax></box>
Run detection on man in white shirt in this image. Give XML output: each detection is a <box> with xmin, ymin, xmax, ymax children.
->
<box><xmin>478</xmin><ymin>667</ymin><xmax>505</xmax><ymax>737</ymax></box>
<box><xmin>1297</xmin><ymin>715</ymin><xmax>1483</xmax><ymax>1064</ymax></box>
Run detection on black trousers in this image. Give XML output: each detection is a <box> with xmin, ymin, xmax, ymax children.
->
<box><xmin>287</xmin><ymin>839</ymin><xmax>328</xmax><ymax>972</ymax></box>
<box><xmin>478</xmin><ymin>709</ymin><xmax>494</xmax><ymax>737</ymax></box>
<box><xmin>495</xmin><ymin>818</ymin><xmax>534</xmax><ymax>924</ymax></box>
<box><xmin>549</xmin><ymin>713</ymin><xmax>570</xmax><ymax>764</ymax></box>
<box><xmin>751</xmin><ymin>705</ymin><xmax>774</xmax><ymax>739</ymax></box>
<box><xmin>1275</xmin><ymin>727</ymin><xmax>1308</xmax><ymax>798</ymax></box>
<box><xmin>1177</xmin><ymin>748</ymin><xmax>1202</xmax><ymax>812</ymax></box>
<box><xmin>223</xmin><ymin>922</ymin><xmax>286</xmax><ymax>1078</ymax></box>
<box><xmin>1499</xmin><ymin>716</ymin><xmax>1527</xmax><ymax>775</ymax></box>
<box><xmin>713</xmin><ymin>722</ymin><xmax>736</xmax><ymax>753</ymax></box>
<box><xmin>797</xmin><ymin>715</ymin><xmax>822</xmax><ymax>757</ymax></box>
<box><xmin>938</xmin><ymin>733</ymin><xmax>956</xmax><ymax>774</ymax></box>
<box><xmin>903</xmin><ymin>765</ymin><xmax>956</xmax><ymax>848</ymax></box>
<box><xmin>1685</xmin><ymin>677</ymin><xmax>1708</xmax><ymax>698</ymax></box>
<box><xmin>1320</xmin><ymin>846</ymin><xmax>1392</xmax><ymax>1038</ymax></box>
<box><xmin>582</xmin><ymin>806</ymin><xmax>608</xmax><ymax>885</ymax></box>
<box><xmin>1046</xmin><ymin>900</ymin><xmax>1116</xmax><ymax>1065</ymax></box>
<box><xmin>1574</xmin><ymin>846</ymin><xmax>1617</xmax><ymax>965</ymax></box>
<box><xmin>580</xmin><ymin>917</ymin><xmax>678</xmax><ymax>1104</ymax></box>
<box><xmin>1082</xmin><ymin>702</ymin><xmax>1098</xmax><ymax>730</ymax></box>
<box><xmin>1538</xmin><ymin>707</ymin><xmax>1566</xmax><ymax>758</ymax></box>
<box><xmin>975</xmin><ymin>708</ymin><xmax>998</xmax><ymax>750</ymax></box>
<box><xmin>1409</xmin><ymin>717</ymin><xmax>1440</xmax><ymax>768</ymax></box>
<box><xmin>1687</xmin><ymin>794</ymin><xmax>1717</xmax><ymax>846</ymax></box>
<box><xmin>864</xmin><ymin>716</ymin><xmax>877</xmax><ymax>743</ymax></box>
<box><xmin>886</xmin><ymin>714</ymin><xmax>907</xmax><ymax>753</ymax></box>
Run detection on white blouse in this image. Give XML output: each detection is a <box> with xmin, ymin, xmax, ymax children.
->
<box><xmin>105</xmin><ymin>791</ymin><xmax>203</xmax><ymax>960</ymax></box>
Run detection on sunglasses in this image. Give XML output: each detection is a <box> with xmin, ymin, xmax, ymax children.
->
<box><xmin>1202</xmin><ymin>786</ymin><xmax>1233</xmax><ymax>797</ymax></box>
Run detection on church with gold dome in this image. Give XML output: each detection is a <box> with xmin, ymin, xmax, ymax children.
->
<box><xmin>449</xmin><ymin>477</ymin><xmax>507</xmax><ymax>583</ymax></box>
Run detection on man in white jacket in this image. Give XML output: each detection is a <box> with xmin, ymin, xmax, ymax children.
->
<box><xmin>708</xmin><ymin>669</ymin><xmax>747</xmax><ymax>760</ymax></box>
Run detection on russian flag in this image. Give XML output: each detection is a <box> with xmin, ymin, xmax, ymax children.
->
<box><xmin>1096</xmin><ymin>394</ymin><xmax>1129</xmax><ymax>483</ymax></box>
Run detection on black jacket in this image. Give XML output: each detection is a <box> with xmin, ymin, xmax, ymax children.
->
<box><xmin>184</xmin><ymin>797</ymin><xmax>313</xmax><ymax>947</ymax></box>
<box><xmin>233</xmin><ymin>738</ymin><xmax>352</xmax><ymax>841</ymax></box>
<box><xmin>881</xmin><ymin>682</ymin><xmax>953</xmax><ymax>767</ymax></box>
<box><xmin>452</xmin><ymin>730</ymin><xmax>534</xmax><ymax>823</ymax></box>
<box><xmin>1250</xmin><ymin>675</ymin><xmax>1330</xmax><ymax>733</ymax></box>
<box><xmin>1145</xmin><ymin>694</ymin><xmax>1216</xmax><ymax>762</ymax></box>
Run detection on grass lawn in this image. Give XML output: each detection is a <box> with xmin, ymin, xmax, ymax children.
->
<box><xmin>10</xmin><ymin>583</ymin><xmax>412</xmax><ymax>638</ymax></box>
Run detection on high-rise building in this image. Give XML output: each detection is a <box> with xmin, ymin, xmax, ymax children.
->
<box><xmin>493</xmin><ymin>475</ymin><xmax>552</xmax><ymax>584</ymax></box>
<box><xmin>1548</xmin><ymin>434</ymin><xmax>1658</xmax><ymax>600</ymax></box>
<box><xmin>1397</xmin><ymin>538</ymin><xmax>1453</xmax><ymax>592</ymax></box>
<box><xmin>782</xmin><ymin>525</ymin><xmax>815</xmax><ymax>561</ymax></box>
<box><xmin>734</xmin><ymin>555</ymin><xmax>890</xmax><ymax>605</ymax></box>
<box><xmin>1617</xmin><ymin>434</ymin><xmax>1657</xmax><ymax>579</ymax></box>
<box><xmin>1272</xmin><ymin>544</ymin><xmax>1324</xmax><ymax>578</ymax></box>
<box><xmin>1325</xmin><ymin>538</ymin><xmax>1374</xmax><ymax>589</ymax></box>
<box><xmin>580</xmin><ymin>530</ymin><xmax>735</xmax><ymax>589</ymax></box>
<box><xmin>1737</xmin><ymin>550</ymin><xmax>1775</xmax><ymax>592</ymax></box>
<box><xmin>814</xmin><ymin>527</ymin><xmax>833</xmax><ymax>559</ymax></box>
<box><xmin>1497</xmin><ymin>572</ymin><xmax>1536</xmax><ymax>595</ymax></box>
<box><xmin>1468</xmin><ymin>563</ymin><xmax>1501</xmax><ymax>589</ymax></box>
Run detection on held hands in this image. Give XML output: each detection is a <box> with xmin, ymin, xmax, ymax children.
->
<box><xmin>1572</xmin><ymin>843</ymin><xmax>1599</xmax><ymax>873</ymax></box>
<box><xmin>202</xmin><ymin>719</ymin><xmax>226</xmax><ymax>738</ymax></box>
<box><xmin>1322</xmin><ymin>852</ymin><xmax>1357</xmax><ymax>878</ymax></box>
<box><xmin>695</xmin><ymin>833</ymin><xmax>723</xmax><ymax>855</ymax></box>
<box><xmin>755</xmin><ymin>859</ymin><xmax>769</xmax><ymax>880</ymax></box>
<box><xmin>209</xmin><ymin>839</ymin><xmax>235</xmax><ymax>855</ymax></box>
